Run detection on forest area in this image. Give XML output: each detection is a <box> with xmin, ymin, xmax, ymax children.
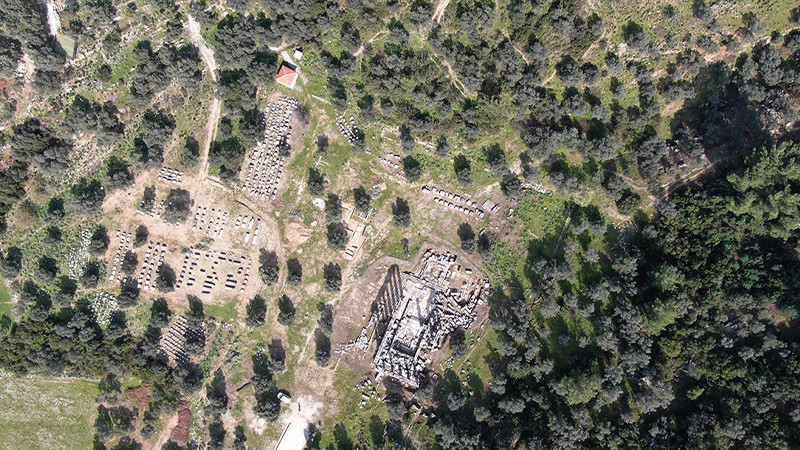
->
<box><xmin>0</xmin><ymin>0</ymin><xmax>799</xmax><ymax>447</ymax></box>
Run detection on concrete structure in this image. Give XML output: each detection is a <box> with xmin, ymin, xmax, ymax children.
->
<box><xmin>341</xmin><ymin>203</ymin><xmax>368</xmax><ymax>260</ymax></box>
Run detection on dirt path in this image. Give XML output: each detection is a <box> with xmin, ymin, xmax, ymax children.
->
<box><xmin>354</xmin><ymin>31</ymin><xmax>388</xmax><ymax>57</ymax></box>
<box><xmin>542</xmin><ymin>69</ymin><xmax>557</xmax><ymax>86</ymax></box>
<box><xmin>664</xmin><ymin>149</ymin><xmax>746</xmax><ymax>196</ymax></box>
<box><xmin>150</xmin><ymin>413</ymin><xmax>179</xmax><ymax>450</ymax></box>
<box><xmin>476</xmin><ymin>182</ymin><xmax>500</xmax><ymax>198</ymax></box>
<box><xmin>432</xmin><ymin>0</ymin><xmax>451</xmax><ymax>24</ymax></box>
<box><xmin>198</xmin><ymin>97</ymin><xmax>221</xmax><ymax>181</ymax></box>
<box><xmin>500</xmin><ymin>30</ymin><xmax>531</xmax><ymax>64</ymax></box>
<box><xmin>603</xmin><ymin>205</ymin><xmax>631</xmax><ymax>223</ymax></box>
<box><xmin>428</xmin><ymin>54</ymin><xmax>471</xmax><ymax>96</ymax></box>
<box><xmin>581</xmin><ymin>29</ymin><xmax>609</xmax><ymax>61</ymax></box>
<box><xmin>187</xmin><ymin>15</ymin><xmax>218</xmax><ymax>82</ymax></box>
<box><xmin>605</xmin><ymin>169</ymin><xmax>647</xmax><ymax>192</ymax></box>
<box><xmin>269</xmin><ymin>395</ymin><xmax>323</xmax><ymax>449</ymax></box>
<box><xmin>511</xmin><ymin>41</ymin><xmax>531</xmax><ymax>64</ymax></box>
<box><xmin>187</xmin><ymin>15</ymin><xmax>221</xmax><ymax>180</ymax></box>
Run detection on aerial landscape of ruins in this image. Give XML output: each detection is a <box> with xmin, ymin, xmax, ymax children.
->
<box><xmin>1</xmin><ymin>0</ymin><xmax>800</xmax><ymax>448</ymax></box>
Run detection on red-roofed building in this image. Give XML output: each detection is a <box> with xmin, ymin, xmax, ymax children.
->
<box><xmin>276</xmin><ymin>63</ymin><xmax>298</xmax><ymax>89</ymax></box>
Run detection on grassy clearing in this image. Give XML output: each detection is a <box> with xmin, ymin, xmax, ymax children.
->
<box><xmin>515</xmin><ymin>193</ymin><xmax>568</xmax><ymax>238</ymax></box>
<box><xmin>486</xmin><ymin>193</ymin><xmax>568</xmax><ymax>284</ymax></box>
<box><xmin>318</xmin><ymin>364</ymin><xmax>388</xmax><ymax>449</ymax></box>
<box><xmin>0</xmin><ymin>372</ymin><xmax>98</xmax><ymax>450</ymax></box>
<box><xmin>204</xmin><ymin>296</ymin><xmax>240</xmax><ymax>323</ymax></box>
<box><xmin>446</xmin><ymin>328</ymin><xmax>497</xmax><ymax>389</ymax></box>
<box><xmin>0</xmin><ymin>280</ymin><xmax>11</xmax><ymax>319</ymax></box>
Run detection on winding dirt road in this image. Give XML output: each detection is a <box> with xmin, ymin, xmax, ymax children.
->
<box><xmin>198</xmin><ymin>97</ymin><xmax>221</xmax><ymax>180</ymax></box>
<box><xmin>187</xmin><ymin>15</ymin><xmax>221</xmax><ymax>180</ymax></box>
<box><xmin>432</xmin><ymin>0</ymin><xmax>451</xmax><ymax>23</ymax></box>
<box><xmin>150</xmin><ymin>413</ymin><xmax>179</xmax><ymax>450</ymax></box>
<box><xmin>187</xmin><ymin>16</ymin><xmax>218</xmax><ymax>83</ymax></box>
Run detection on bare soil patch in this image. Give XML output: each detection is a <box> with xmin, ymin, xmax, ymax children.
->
<box><xmin>152</xmin><ymin>413</ymin><xmax>179</xmax><ymax>450</ymax></box>
<box><xmin>169</xmin><ymin>399</ymin><xmax>191</xmax><ymax>444</ymax></box>
<box><xmin>99</xmin><ymin>167</ymin><xmax>268</xmax><ymax>309</ymax></box>
<box><xmin>124</xmin><ymin>382</ymin><xmax>152</xmax><ymax>411</ymax></box>
<box><xmin>284</xmin><ymin>221</ymin><xmax>312</xmax><ymax>249</ymax></box>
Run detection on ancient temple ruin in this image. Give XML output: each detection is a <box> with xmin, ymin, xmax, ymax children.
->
<box><xmin>371</xmin><ymin>249</ymin><xmax>490</xmax><ymax>388</ymax></box>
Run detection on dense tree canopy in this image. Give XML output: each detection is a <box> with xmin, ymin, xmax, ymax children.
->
<box><xmin>70</xmin><ymin>178</ymin><xmax>106</xmax><ymax>214</ymax></box>
<box><xmin>323</xmin><ymin>262</ymin><xmax>342</xmax><ymax>292</ymax></box>
<box><xmin>392</xmin><ymin>197</ymin><xmax>411</xmax><ymax>227</ymax></box>
<box><xmin>162</xmin><ymin>189</ymin><xmax>192</xmax><ymax>223</ymax></box>
<box><xmin>259</xmin><ymin>249</ymin><xmax>279</xmax><ymax>285</ymax></box>
<box><xmin>727</xmin><ymin>142</ymin><xmax>800</xmax><ymax>239</ymax></box>
<box><xmin>246</xmin><ymin>295</ymin><xmax>267</xmax><ymax>327</ymax></box>
<box><xmin>327</xmin><ymin>222</ymin><xmax>348</xmax><ymax>250</ymax></box>
<box><xmin>286</xmin><ymin>257</ymin><xmax>302</xmax><ymax>286</ymax></box>
<box><xmin>353</xmin><ymin>186</ymin><xmax>371</xmax><ymax>216</ymax></box>
<box><xmin>307</xmin><ymin>168</ymin><xmax>325</xmax><ymax>196</ymax></box>
<box><xmin>0</xmin><ymin>1</ymin><xmax>800</xmax><ymax>448</ymax></box>
<box><xmin>276</xmin><ymin>294</ymin><xmax>295</xmax><ymax>326</ymax></box>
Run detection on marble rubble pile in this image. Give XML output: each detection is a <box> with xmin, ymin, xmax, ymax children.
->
<box><xmin>242</xmin><ymin>96</ymin><xmax>298</xmax><ymax>200</ymax></box>
<box><xmin>336</xmin><ymin>114</ymin><xmax>365</xmax><ymax>150</ymax></box>
<box><xmin>371</xmin><ymin>249</ymin><xmax>490</xmax><ymax>388</ymax></box>
<box><xmin>421</xmin><ymin>185</ymin><xmax>485</xmax><ymax>218</ymax></box>
<box><xmin>192</xmin><ymin>205</ymin><xmax>228</xmax><ymax>238</ymax></box>
<box><xmin>157</xmin><ymin>167</ymin><xmax>184</xmax><ymax>184</ymax></box>
<box><xmin>68</xmin><ymin>228</ymin><xmax>92</xmax><ymax>278</ymax></box>
<box><xmin>108</xmin><ymin>230</ymin><xmax>132</xmax><ymax>282</ymax></box>
<box><xmin>90</xmin><ymin>291</ymin><xmax>118</xmax><ymax>326</ymax></box>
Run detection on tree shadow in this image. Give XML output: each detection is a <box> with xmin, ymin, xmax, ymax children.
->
<box><xmin>523</xmin><ymin>233</ymin><xmax>563</xmax><ymax>287</ymax></box>
<box><xmin>369</xmin><ymin>415</ymin><xmax>385</xmax><ymax>447</ymax></box>
<box><xmin>0</xmin><ymin>314</ymin><xmax>12</xmax><ymax>331</ymax></box>
<box><xmin>251</xmin><ymin>352</ymin><xmax>271</xmax><ymax>376</ymax></box>
<box><xmin>332</xmin><ymin>422</ymin><xmax>354</xmax><ymax>450</ymax></box>
<box><xmin>268</xmin><ymin>338</ymin><xmax>285</xmax><ymax>364</ymax></box>
<box><xmin>466</xmin><ymin>372</ymin><xmax>485</xmax><ymax>400</ymax></box>
<box><xmin>541</xmin><ymin>315</ymin><xmax>576</xmax><ymax>369</ymax></box>
<box><xmin>669</xmin><ymin>61</ymin><xmax>766</xmax><ymax>164</ymax></box>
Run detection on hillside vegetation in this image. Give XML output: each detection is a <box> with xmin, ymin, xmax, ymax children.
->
<box><xmin>0</xmin><ymin>0</ymin><xmax>799</xmax><ymax>448</ymax></box>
